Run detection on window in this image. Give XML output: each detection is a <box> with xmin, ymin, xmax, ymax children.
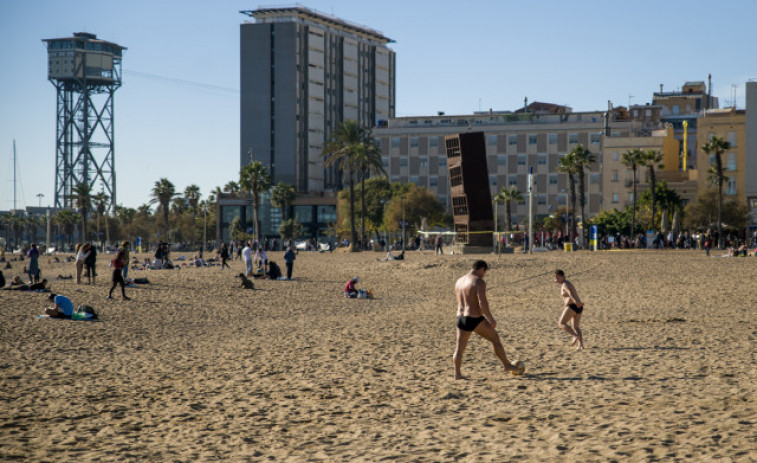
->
<box><xmin>528</xmin><ymin>134</ymin><xmax>537</xmax><ymax>145</ymax></box>
<box><xmin>537</xmin><ymin>195</ymin><xmax>547</xmax><ymax>205</ymax></box>
<box><xmin>410</xmin><ymin>176</ymin><xmax>420</xmax><ymax>186</ymax></box>
<box><xmin>517</xmin><ymin>154</ymin><xmax>526</xmax><ymax>165</ymax></box>
<box><xmin>537</xmin><ymin>154</ymin><xmax>547</xmax><ymax>165</ymax></box>
<box><xmin>727</xmin><ymin>132</ymin><xmax>737</xmax><ymax>147</ymax></box>
<box><xmin>549</xmin><ymin>174</ymin><xmax>558</xmax><ymax>185</ymax></box>
<box><xmin>628</xmin><ymin>193</ymin><xmax>634</xmax><ymax>204</ymax></box>
<box><xmin>381</xmin><ymin>157</ymin><xmax>389</xmax><ymax>168</ymax></box>
<box><xmin>557</xmin><ymin>194</ymin><xmax>567</xmax><ymax>206</ymax></box>
<box><xmin>590</xmin><ymin>173</ymin><xmax>600</xmax><ymax>184</ymax></box>
<box><xmin>590</xmin><ymin>133</ymin><xmax>601</xmax><ymax>144</ymax></box>
<box><xmin>438</xmin><ymin>157</ymin><xmax>447</xmax><ymax>167</ymax></box>
<box><xmin>613</xmin><ymin>151</ymin><xmax>619</xmax><ymax>161</ymax></box>
<box><xmin>420</xmin><ymin>156</ymin><xmax>428</xmax><ymax>168</ymax></box>
<box><xmin>612</xmin><ymin>193</ymin><xmax>619</xmax><ymax>203</ymax></box>
<box><xmin>727</xmin><ymin>177</ymin><xmax>737</xmax><ymax>195</ymax></box>
<box><xmin>400</xmin><ymin>158</ymin><xmax>408</xmax><ymax>167</ymax></box>
<box><xmin>508</xmin><ymin>134</ymin><xmax>518</xmax><ymax>146</ymax></box>
<box><xmin>612</xmin><ymin>171</ymin><xmax>619</xmax><ymax>182</ymax></box>
<box><xmin>508</xmin><ymin>175</ymin><xmax>518</xmax><ymax>186</ymax></box>
<box><xmin>489</xmin><ymin>175</ymin><xmax>498</xmax><ymax>187</ymax></box>
<box><xmin>673</xmin><ymin>105</ymin><xmax>680</xmax><ymax>115</ymax></box>
<box><xmin>429</xmin><ymin>176</ymin><xmax>439</xmax><ymax>187</ymax></box>
<box><xmin>497</xmin><ymin>155</ymin><xmax>507</xmax><ymax>166</ymax></box>
<box><xmin>293</xmin><ymin>206</ymin><xmax>313</xmax><ymax>223</ymax></box>
<box><xmin>726</xmin><ymin>153</ymin><xmax>736</xmax><ymax>171</ymax></box>
<box><xmin>318</xmin><ymin>206</ymin><xmax>337</xmax><ymax>223</ymax></box>
<box><xmin>568</xmin><ymin>133</ymin><xmax>579</xmax><ymax>144</ymax></box>
<box><xmin>429</xmin><ymin>137</ymin><xmax>438</xmax><ymax>147</ymax></box>
<box><xmin>549</xmin><ymin>133</ymin><xmax>557</xmax><ymax>144</ymax></box>
<box><xmin>488</xmin><ymin>135</ymin><xmax>498</xmax><ymax>145</ymax></box>
<box><xmin>410</xmin><ymin>137</ymin><xmax>419</xmax><ymax>148</ymax></box>
<box><xmin>391</xmin><ymin>137</ymin><xmax>400</xmax><ymax>148</ymax></box>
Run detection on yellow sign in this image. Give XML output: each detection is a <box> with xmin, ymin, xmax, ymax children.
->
<box><xmin>682</xmin><ymin>120</ymin><xmax>688</xmax><ymax>171</ymax></box>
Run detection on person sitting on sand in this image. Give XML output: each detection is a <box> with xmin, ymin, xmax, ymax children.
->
<box><xmin>194</xmin><ymin>255</ymin><xmax>204</xmax><ymax>267</ymax></box>
<box><xmin>267</xmin><ymin>260</ymin><xmax>282</xmax><ymax>280</ymax></box>
<box><xmin>554</xmin><ymin>269</ymin><xmax>585</xmax><ymax>350</ymax></box>
<box><xmin>45</xmin><ymin>293</ymin><xmax>74</xmax><ymax>318</ymax></box>
<box><xmin>344</xmin><ymin>277</ymin><xmax>359</xmax><ymax>298</ymax></box>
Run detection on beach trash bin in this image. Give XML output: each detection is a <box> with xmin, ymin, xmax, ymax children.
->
<box><xmin>564</xmin><ymin>242</ymin><xmax>573</xmax><ymax>252</ymax></box>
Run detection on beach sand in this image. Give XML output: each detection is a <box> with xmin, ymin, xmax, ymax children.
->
<box><xmin>1</xmin><ymin>249</ymin><xmax>755</xmax><ymax>461</ymax></box>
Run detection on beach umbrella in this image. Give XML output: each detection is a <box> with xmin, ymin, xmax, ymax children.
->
<box><xmin>660</xmin><ymin>209</ymin><xmax>669</xmax><ymax>234</ymax></box>
<box><xmin>671</xmin><ymin>210</ymin><xmax>681</xmax><ymax>236</ymax></box>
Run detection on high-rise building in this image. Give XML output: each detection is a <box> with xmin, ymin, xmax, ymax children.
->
<box><xmin>238</xmin><ymin>7</ymin><xmax>395</xmax><ymax>238</ymax></box>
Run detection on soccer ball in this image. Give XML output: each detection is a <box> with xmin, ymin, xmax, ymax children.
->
<box><xmin>511</xmin><ymin>360</ymin><xmax>526</xmax><ymax>376</ymax></box>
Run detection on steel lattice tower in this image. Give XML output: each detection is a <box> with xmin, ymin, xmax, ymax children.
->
<box><xmin>43</xmin><ymin>32</ymin><xmax>126</xmax><ymax>211</ymax></box>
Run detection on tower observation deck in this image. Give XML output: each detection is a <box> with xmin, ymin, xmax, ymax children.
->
<box><xmin>43</xmin><ymin>32</ymin><xmax>126</xmax><ymax>211</ymax></box>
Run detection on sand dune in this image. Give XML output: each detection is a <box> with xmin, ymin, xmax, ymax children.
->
<box><xmin>1</xmin><ymin>249</ymin><xmax>755</xmax><ymax>461</ymax></box>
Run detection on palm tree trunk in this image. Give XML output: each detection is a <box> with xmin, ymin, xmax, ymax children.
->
<box><xmin>716</xmin><ymin>154</ymin><xmax>723</xmax><ymax>249</ymax></box>
<box><xmin>631</xmin><ymin>168</ymin><xmax>637</xmax><ymax>239</ymax></box>
<box><xmin>506</xmin><ymin>201</ymin><xmax>512</xmax><ymax>232</ymax></box>
<box><xmin>349</xmin><ymin>172</ymin><xmax>357</xmax><ymax>251</ymax></box>
<box><xmin>578</xmin><ymin>167</ymin><xmax>586</xmax><ymax>249</ymax></box>
<box><xmin>361</xmin><ymin>168</ymin><xmax>366</xmax><ymax>251</ymax></box>
<box><xmin>569</xmin><ymin>175</ymin><xmax>577</xmax><ymax>242</ymax></box>
<box><xmin>650</xmin><ymin>168</ymin><xmax>656</xmax><ymax>234</ymax></box>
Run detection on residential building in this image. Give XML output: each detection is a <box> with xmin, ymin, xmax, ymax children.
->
<box><xmin>237</xmin><ymin>7</ymin><xmax>395</xmax><ymax>240</ymax></box>
<box><xmin>745</xmin><ymin>82</ymin><xmax>757</xmax><ymax>226</ymax></box>
<box><xmin>373</xmin><ymin>103</ymin><xmax>659</xmax><ymax>226</ymax></box>
<box><xmin>696</xmin><ymin>107</ymin><xmax>747</xmax><ymax>207</ymax></box>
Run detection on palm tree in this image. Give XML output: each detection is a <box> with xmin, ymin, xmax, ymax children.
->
<box><xmin>114</xmin><ymin>205</ymin><xmax>136</xmax><ymax>242</ymax></box>
<box><xmin>322</xmin><ymin>120</ymin><xmax>371</xmax><ymax>251</ymax></box>
<box><xmin>53</xmin><ymin>209</ymin><xmax>80</xmax><ymax>247</ymax></box>
<box><xmin>495</xmin><ymin>185</ymin><xmax>523</xmax><ymax>233</ymax></box>
<box><xmin>702</xmin><ymin>136</ymin><xmax>731</xmax><ymax>249</ymax></box>
<box><xmin>571</xmin><ymin>145</ymin><xmax>596</xmax><ymax>248</ymax></box>
<box><xmin>92</xmin><ymin>190</ymin><xmax>110</xmax><ymax>248</ymax></box>
<box><xmin>355</xmin><ymin>138</ymin><xmax>386</xmax><ymax>249</ymax></box>
<box><xmin>270</xmin><ymin>182</ymin><xmax>296</xmax><ymax>221</ymax></box>
<box><xmin>71</xmin><ymin>182</ymin><xmax>92</xmax><ymax>241</ymax></box>
<box><xmin>621</xmin><ymin>149</ymin><xmax>644</xmax><ymax>239</ymax></box>
<box><xmin>556</xmin><ymin>152</ymin><xmax>579</xmax><ymax>242</ymax></box>
<box><xmin>223</xmin><ymin>181</ymin><xmax>241</xmax><ymax>197</ymax></box>
<box><xmin>240</xmin><ymin>161</ymin><xmax>273</xmax><ymax>245</ymax></box>
<box><xmin>184</xmin><ymin>184</ymin><xmax>201</xmax><ymax>247</ymax></box>
<box><xmin>150</xmin><ymin>178</ymin><xmax>177</xmax><ymax>240</ymax></box>
<box><xmin>638</xmin><ymin>149</ymin><xmax>664</xmax><ymax>233</ymax></box>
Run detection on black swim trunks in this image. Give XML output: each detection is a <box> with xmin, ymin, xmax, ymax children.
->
<box><xmin>568</xmin><ymin>303</ymin><xmax>583</xmax><ymax>314</ymax></box>
<box><xmin>456</xmin><ymin>315</ymin><xmax>486</xmax><ymax>332</ymax></box>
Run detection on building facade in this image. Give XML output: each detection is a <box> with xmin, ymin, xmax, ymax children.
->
<box><xmin>238</xmin><ymin>7</ymin><xmax>395</xmax><ymax>240</ymax></box>
<box><xmin>696</xmin><ymin>108</ymin><xmax>747</xmax><ymax>206</ymax></box>
<box><xmin>373</xmin><ymin>104</ymin><xmax>660</xmax><ymax>227</ymax></box>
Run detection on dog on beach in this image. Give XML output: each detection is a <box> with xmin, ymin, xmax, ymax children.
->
<box><xmin>237</xmin><ymin>273</ymin><xmax>255</xmax><ymax>289</ymax></box>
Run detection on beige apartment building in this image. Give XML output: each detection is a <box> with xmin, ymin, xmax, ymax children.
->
<box><xmin>696</xmin><ymin>108</ymin><xmax>747</xmax><ymax>205</ymax></box>
<box><xmin>373</xmin><ymin>103</ymin><xmax>660</xmax><ymax>226</ymax></box>
<box><xmin>601</xmin><ymin>126</ymin><xmax>700</xmax><ymax>210</ymax></box>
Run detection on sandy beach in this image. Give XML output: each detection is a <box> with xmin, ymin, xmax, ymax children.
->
<box><xmin>0</xmin><ymin>249</ymin><xmax>755</xmax><ymax>461</ymax></box>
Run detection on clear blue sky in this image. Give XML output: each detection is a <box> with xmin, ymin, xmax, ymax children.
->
<box><xmin>2</xmin><ymin>0</ymin><xmax>755</xmax><ymax>210</ymax></box>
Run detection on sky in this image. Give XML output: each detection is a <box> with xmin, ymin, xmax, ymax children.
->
<box><xmin>1</xmin><ymin>0</ymin><xmax>756</xmax><ymax>211</ymax></box>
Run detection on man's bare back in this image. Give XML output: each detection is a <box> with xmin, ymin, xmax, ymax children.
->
<box><xmin>455</xmin><ymin>273</ymin><xmax>485</xmax><ymax>318</ymax></box>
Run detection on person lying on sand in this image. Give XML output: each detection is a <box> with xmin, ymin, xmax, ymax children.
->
<box><xmin>554</xmin><ymin>269</ymin><xmax>585</xmax><ymax>350</ymax></box>
<box><xmin>453</xmin><ymin>260</ymin><xmax>523</xmax><ymax>380</ymax></box>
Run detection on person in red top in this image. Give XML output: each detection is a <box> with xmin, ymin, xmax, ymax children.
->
<box><xmin>344</xmin><ymin>277</ymin><xmax>359</xmax><ymax>298</ymax></box>
<box><xmin>107</xmin><ymin>248</ymin><xmax>130</xmax><ymax>301</ymax></box>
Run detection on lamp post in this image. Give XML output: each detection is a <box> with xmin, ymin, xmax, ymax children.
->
<box><xmin>36</xmin><ymin>193</ymin><xmax>44</xmax><ymax>208</ymax></box>
<box><xmin>203</xmin><ymin>203</ymin><xmax>208</xmax><ymax>253</ymax></box>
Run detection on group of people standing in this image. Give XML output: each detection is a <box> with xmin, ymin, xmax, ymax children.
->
<box><xmin>219</xmin><ymin>240</ymin><xmax>297</xmax><ymax>280</ymax></box>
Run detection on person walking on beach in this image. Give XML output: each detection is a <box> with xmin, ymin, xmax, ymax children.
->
<box><xmin>436</xmin><ymin>234</ymin><xmax>444</xmax><ymax>255</ymax></box>
<box><xmin>75</xmin><ymin>243</ymin><xmax>86</xmax><ymax>284</ymax></box>
<box><xmin>242</xmin><ymin>241</ymin><xmax>253</xmax><ymax>277</ymax></box>
<box><xmin>27</xmin><ymin>243</ymin><xmax>41</xmax><ymax>284</ymax></box>
<box><xmin>219</xmin><ymin>243</ymin><xmax>231</xmax><ymax>271</ymax></box>
<box><xmin>120</xmin><ymin>241</ymin><xmax>130</xmax><ymax>282</ymax></box>
<box><xmin>84</xmin><ymin>243</ymin><xmax>97</xmax><ymax>284</ymax></box>
<box><xmin>453</xmin><ymin>260</ymin><xmax>522</xmax><ymax>380</ymax></box>
<box><xmin>553</xmin><ymin>269</ymin><xmax>584</xmax><ymax>350</ymax></box>
<box><xmin>283</xmin><ymin>246</ymin><xmax>296</xmax><ymax>280</ymax></box>
<box><xmin>107</xmin><ymin>246</ymin><xmax>130</xmax><ymax>300</ymax></box>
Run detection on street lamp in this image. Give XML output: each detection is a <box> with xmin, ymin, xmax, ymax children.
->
<box><xmin>36</xmin><ymin>193</ymin><xmax>44</xmax><ymax>208</ymax></box>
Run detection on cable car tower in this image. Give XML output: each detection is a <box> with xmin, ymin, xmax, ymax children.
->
<box><xmin>43</xmin><ymin>32</ymin><xmax>126</xmax><ymax>210</ymax></box>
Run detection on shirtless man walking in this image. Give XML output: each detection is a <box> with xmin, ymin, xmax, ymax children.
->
<box><xmin>554</xmin><ymin>269</ymin><xmax>584</xmax><ymax>350</ymax></box>
<box><xmin>453</xmin><ymin>260</ymin><xmax>523</xmax><ymax>380</ymax></box>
